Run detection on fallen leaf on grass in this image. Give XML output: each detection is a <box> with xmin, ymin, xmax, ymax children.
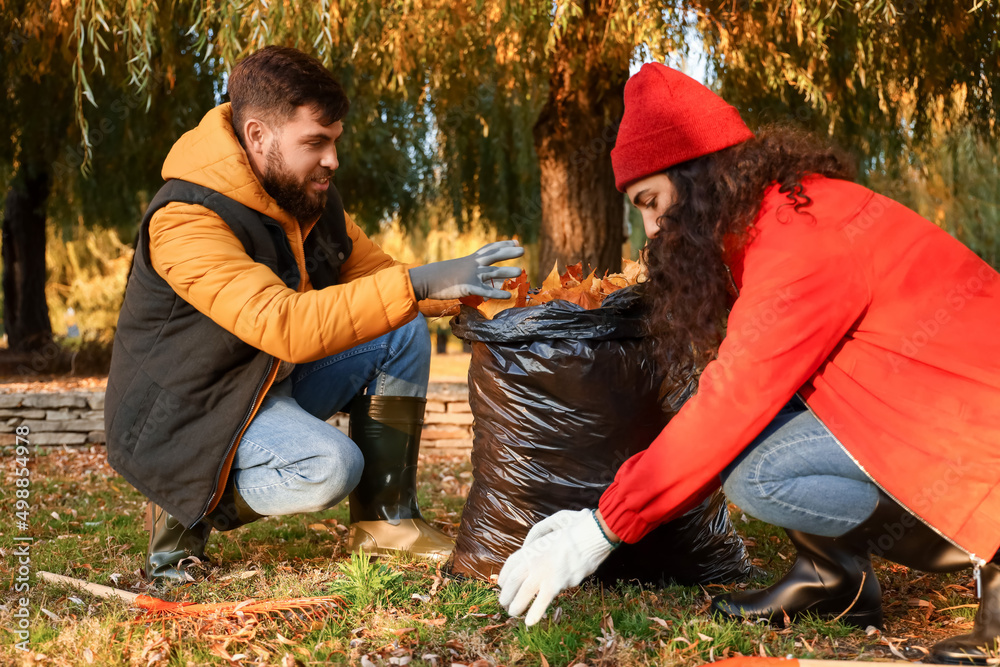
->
<box><xmin>881</xmin><ymin>637</ymin><xmax>909</xmax><ymax>661</ymax></box>
<box><xmin>415</xmin><ymin>615</ymin><xmax>448</xmax><ymax>626</ymax></box>
<box><xmin>218</xmin><ymin>569</ymin><xmax>261</xmax><ymax>582</ymax></box>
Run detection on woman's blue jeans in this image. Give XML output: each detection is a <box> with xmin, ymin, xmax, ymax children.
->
<box><xmin>720</xmin><ymin>397</ymin><xmax>880</xmax><ymax>537</ymax></box>
<box><xmin>230</xmin><ymin>315</ymin><xmax>431</xmax><ymax>517</ymax></box>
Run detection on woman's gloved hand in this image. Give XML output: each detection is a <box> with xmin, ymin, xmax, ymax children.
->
<box><xmin>408</xmin><ymin>240</ymin><xmax>524</xmax><ymax>300</ymax></box>
<box><xmin>497</xmin><ymin>508</ymin><xmax>618</xmax><ymax>626</ymax></box>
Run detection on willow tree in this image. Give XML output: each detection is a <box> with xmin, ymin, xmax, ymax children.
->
<box><xmin>145</xmin><ymin>0</ymin><xmax>1000</xmax><ymax>272</ymax></box>
<box><xmin>9</xmin><ymin>0</ymin><xmax>1000</xmax><ymax>358</ymax></box>
<box><xmin>690</xmin><ymin>1</ymin><xmax>998</xmax><ymax>156</ymax></box>
<box><xmin>686</xmin><ymin>0</ymin><xmax>1000</xmax><ymax>265</ymax></box>
<box><xmin>1</xmin><ymin>0</ymin><xmax>218</xmax><ymax>355</ymax></box>
<box><xmin>0</xmin><ymin>0</ymin><xmax>430</xmax><ymax>355</ymax></box>
<box><xmin>112</xmin><ymin>0</ymin><xmax>684</xmax><ymax>273</ymax></box>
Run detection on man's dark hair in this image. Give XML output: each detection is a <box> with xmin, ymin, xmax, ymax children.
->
<box><xmin>228</xmin><ymin>46</ymin><xmax>350</xmax><ymax>144</ymax></box>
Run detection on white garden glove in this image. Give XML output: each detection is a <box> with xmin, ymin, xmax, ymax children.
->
<box><xmin>408</xmin><ymin>240</ymin><xmax>524</xmax><ymax>300</ymax></box>
<box><xmin>497</xmin><ymin>508</ymin><xmax>617</xmax><ymax>626</ymax></box>
<box><xmin>521</xmin><ymin>508</ymin><xmax>583</xmax><ymax>547</ymax></box>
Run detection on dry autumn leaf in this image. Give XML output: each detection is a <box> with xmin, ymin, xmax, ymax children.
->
<box><xmin>463</xmin><ymin>259</ymin><xmax>646</xmax><ymax>318</ymax></box>
<box><xmin>473</xmin><ymin>270</ymin><xmax>529</xmax><ymax>320</ymax></box>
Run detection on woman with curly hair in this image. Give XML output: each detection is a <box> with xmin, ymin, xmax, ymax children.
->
<box><xmin>498</xmin><ymin>63</ymin><xmax>1000</xmax><ymax>664</ymax></box>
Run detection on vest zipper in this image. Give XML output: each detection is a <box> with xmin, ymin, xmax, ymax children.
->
<box><xmin>194</xmin><ymin>356</ymin><xmax>277</xmax><ymax>526</ymax></box>
<box><xmin>795</xmin><ymin>394</ymin><xmax>986</xmax><ymax>582</ymax></box>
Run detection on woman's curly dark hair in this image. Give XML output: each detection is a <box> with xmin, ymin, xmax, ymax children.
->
<box><xmin>643</xmin><ymin>124</ymin><xmax>856</xmax><ymax>381</ymax></box>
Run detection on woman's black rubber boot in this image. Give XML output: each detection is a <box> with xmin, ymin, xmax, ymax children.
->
<box><xmin>711</xmin><ymin>527</ymin><xmax>884</xmax><ymax>628</ymax></box>
<box><xmin>930</xmin><ymin>561</ymin><xmax>1000</xmax><ymax>665</ymax></box>
<box><xmin>712</xmin><ymin>489</ymin><xmax>969</xmax><ymax>628</ymax></box>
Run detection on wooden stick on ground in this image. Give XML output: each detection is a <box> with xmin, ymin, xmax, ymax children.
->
<box><xmin>38</xmin><ymin>571</ymin><xmax>141</xmax><ymax>604</ymax></box>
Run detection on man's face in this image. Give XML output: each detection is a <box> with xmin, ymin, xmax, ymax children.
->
<box><xmin>260</xmin><ymin>105</ymin><xmax>343</xmax><ymax>224</ymax></box>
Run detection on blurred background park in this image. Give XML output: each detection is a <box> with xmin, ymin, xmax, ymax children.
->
<box><xmin>2</xmin><ymin>0</ymin><xmax>998</xmax><ymax>379</ymax></box>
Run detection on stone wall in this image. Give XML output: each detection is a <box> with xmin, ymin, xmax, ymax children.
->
<box><xmin>0</xmin><ymin>391</ymin><xmax>106</xmax><ymax>446</ymax></box>
<box><xmin>0</xmin><ymin>382</ymin><xmax>474</xmax><ymax>455</ymax></box>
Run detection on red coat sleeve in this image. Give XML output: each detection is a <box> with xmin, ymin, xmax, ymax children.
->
<box><xmin>599</xmin><ymin>211</ymin><xmax>872</xmax><ymax>543</ymax></box>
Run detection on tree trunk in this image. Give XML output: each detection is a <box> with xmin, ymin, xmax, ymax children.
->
<box><xmin>533</xmin><ymin>10</ymin><xmax>629</xmax><ymax>276</ymax></box>
<box><xmin>2</xmin><ymin>165</ymin><xmax>53</xmax><ymax>353</ymax></box>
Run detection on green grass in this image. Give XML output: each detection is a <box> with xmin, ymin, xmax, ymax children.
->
<box><xmin>0</xmin><ymin>446</ymin><xmax>982</xmax><ymax>666</ymax></box>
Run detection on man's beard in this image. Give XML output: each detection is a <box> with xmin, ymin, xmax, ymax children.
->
<box><xmin>260</xmin><ymin>144</ymin><xmax>330</xmax><ymax>224</ymax></box>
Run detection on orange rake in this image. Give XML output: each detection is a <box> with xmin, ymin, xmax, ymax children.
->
<box><xmin>698</xmin><ymin>658</ymin><xmax>910</xmax><ymax>667</ymax></box>
<box><xmin>38</xmin><ymin>571</ymin><xmax>344</xmax><ymax>623</ymax></box>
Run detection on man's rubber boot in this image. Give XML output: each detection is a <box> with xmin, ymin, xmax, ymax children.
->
<box><xmin>145</xmin><ymin>503</ymin><xmax>211</xmax><ymax>584</ymax></box>
<box><xmin>930</xmin><ymin>559</ymin><xmax>1000</xmax><ymax>665</ymax></box>
<box><xmin>347</xmin><ymin>395</ymin><xmax>453</xmax><ymax>560</ymax></box>
<box><xmin>711</xmin><ymin>527</ymin><xmax>884</xmax><ymax>628</ymax></box>
<box><xmin>145</xmin><ymin>484</ymin><xmax>263</xmax><ymax>584</ymax></box>
<box><xmin>204</xmin><ymin>480</ymin><xmax>264</xmax><ymax>532</ymax></box>
<box><xmin>712</xmin><ymin>490</ymin><xmax>971</xmax><ymax>628</ymax></box>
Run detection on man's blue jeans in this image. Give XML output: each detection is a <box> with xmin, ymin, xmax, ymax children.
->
<box><xmin>720</xmin><ymin>397</ymin><xmax>880</xmax><ymax>537</ymax></box>
<box><xmin>230</xmin><ymin>315</ymin><xmax>430</xmax><ymax>517</ymax></box>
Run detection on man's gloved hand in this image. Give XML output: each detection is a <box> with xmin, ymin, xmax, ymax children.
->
<box><xmin>408</xmin><ymin>240</ymin><xmax>524</xmax><ymax>301</ymax></box>
<box><xmin>498</xmin><ymin>508</ymin><xmax>617</xmax><ymax>626</ymax></box>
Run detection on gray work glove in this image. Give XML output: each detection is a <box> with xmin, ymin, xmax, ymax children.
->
<box><xmin>408</xmin><ymin>240</ymin><xmax>524</xmax><ymax>300</ymax></box>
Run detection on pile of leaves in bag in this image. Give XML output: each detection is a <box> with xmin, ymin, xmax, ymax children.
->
<box><xmin>449</xmin><ymin>261</ymin><xmax>754</xmax><ymax>586</ymax></box>
<box><xmin>459</xmin><ymin>259</ymin><xmax>647</xmax><ymax>319</ymax></box>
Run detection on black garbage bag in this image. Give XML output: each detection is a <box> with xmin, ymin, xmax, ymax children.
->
<box><xmin>449</xmin><ymin>285</ymin><xmax>754</xmax><ymax>585</ymax></box>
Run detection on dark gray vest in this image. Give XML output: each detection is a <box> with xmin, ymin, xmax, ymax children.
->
<box><xmin>104</xmin><ymin>179</ymin><xmax>353</xmax><ymax>528</ymax></box>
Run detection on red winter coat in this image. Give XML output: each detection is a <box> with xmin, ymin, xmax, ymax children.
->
<box><xmin>599</xmin><ymin>176</ymin><xmax>1000</xmax><ymax>565</ymax></box>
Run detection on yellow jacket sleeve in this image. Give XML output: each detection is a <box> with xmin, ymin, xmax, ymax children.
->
<box><xmin>338</xmin><ymin>212</ymin><xmax>401</xmax><ymax>280</ymax></box>
<box><xmin>148</xmin><ymin>202</ymin><xmax>419</xmax><ymax>364</ymax></box>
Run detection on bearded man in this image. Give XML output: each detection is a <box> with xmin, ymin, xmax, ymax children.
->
<box><xmin>105</xmin><ymin>46</ymin><xmax>522</xmax><ymax>583</ymax></box>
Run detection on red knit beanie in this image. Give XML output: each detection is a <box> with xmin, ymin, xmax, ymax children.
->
<box><xmin>611</xmin><ymin>63</ymin><xmax>754</xmax><ymax>192</ymax></box>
